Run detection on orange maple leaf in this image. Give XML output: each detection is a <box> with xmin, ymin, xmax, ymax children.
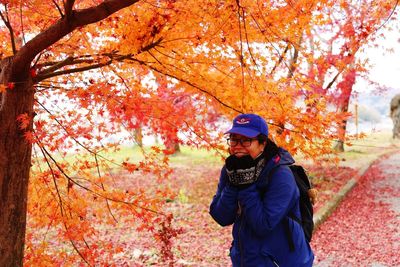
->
<box><xmin>0</xmin><ymin>84</ymin><xmax>7</xmax><ymax>93</ymax></box>
<box><xmin>16</xmin><ymin>113</ymin><xmax>30</xmax><ymax>130</ymax></box>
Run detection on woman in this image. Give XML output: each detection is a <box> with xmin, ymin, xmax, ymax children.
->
<box><xmin>209</xmin><ymin>113</ymin><xmax>314</xmax><ymax>267</ymax></box>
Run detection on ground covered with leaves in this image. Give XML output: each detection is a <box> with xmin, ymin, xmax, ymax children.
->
<box><xmin>105</xmin><ymin>157</ymin><xmax>359</xmax><ymax>266</ymax></box>
<box><xmin>25</xmin><ymin>145</ymin><xmax>398</xmax><ymax>266</ymax></box>
<box><xmin>312</xmin><ymin>152</ymin><xmax>400</xmax><ymax>266</ymax></box>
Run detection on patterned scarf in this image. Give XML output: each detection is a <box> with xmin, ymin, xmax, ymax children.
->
<box><xmin>226</xmin><ymin>138</ymin><xmax>279</xmax><ymax>185</ymax></box>
<box><xmin>227</xmin><ymin>156</ymin><xmax>266</xmax><ymax>185</ymax></box>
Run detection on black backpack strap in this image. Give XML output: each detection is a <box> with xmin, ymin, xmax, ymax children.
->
<box><xmin>288</xmin><ymin>211</ymin><xmax>301</xmax><ymax>224</ymax></box>
<box><xmin>283</xmin><ymin>217</ymin><xmax>295</xmax><ymax>252</ymax></box>
<box><xmin>286</xmin><ymin>211</ymin><xmax>304</xmax><ymax>252</ymax></box>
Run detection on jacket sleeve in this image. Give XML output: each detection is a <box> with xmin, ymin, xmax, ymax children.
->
<box><xmin>209</xmin><ymin>167</ymin><xmax>239</xmax><ymax>226</ymax></box>
<box><xmin>237</xmin><ymin>166</ymin><xmax>297</xmax><ymax>236</ymax></box>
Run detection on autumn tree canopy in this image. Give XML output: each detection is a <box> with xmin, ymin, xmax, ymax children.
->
<box><xmin>0</xmin><ymin>0</ymin><xmax>397</xmax><ymax>265</ymax></box>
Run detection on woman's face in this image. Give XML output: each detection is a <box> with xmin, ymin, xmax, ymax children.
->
<box><xmin>228</xmin><ymin>134</ymin><xmax>266</xmax><ymax>159</ymax></box>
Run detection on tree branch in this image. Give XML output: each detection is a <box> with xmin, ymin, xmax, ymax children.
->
<box><xmin>19</xmin><ymin>2</ymin><xmax>26</xmax><ymax>46</ymax></box>
<box><xmin>94</xmin><ymin>154</ymin><xmax>118</xmax><ymax>223</ymax></box>
<box><xmin>35</xmin><ymin>54</ymin><xmax>132</xmax><ymax>81</ymax></box>
<box><xmin>287</xmin><ymin>35</ymin><xmax>302</xmax><ymax>79</ymax></box>
<box><xmin>12</xmin><ymin>0</ymin><xmax>139</xmax><ymax>79</ymax></box>
<box><xmin>235</xmin><ymin>0</ymin><xmax>246</xmax><ymax>109</ymax></box>
<box><xmin>64</xmin><ymin>0</ymin><xmax>76</xmax><ymax>18</ymax></box>
<box><xmin>52</xmin><ymin>0</ymin><xmax>64</xmax><ymax>17</ymax></box>
<box><xmin>270</xmin><ymin>44</ymin><xmax>289</xmax><ymax>75</ymax></box>
<box><xmin>375</xmin><ymin>0</ymin><xmax>399</xmax><ymax>33</ymax></box>
<box><xmin>0</xmin><ymin>6</ymin><xmax>17</xmax><ymax>54</ymax></box>
<box><xmin>126</xmin><ymin>56</ymin><xmax>244</xmax><ymax>114</ymax></box>
<box><xmin>36</xmin><ymin>38</ymin><xmax>163</xmax><ymax>82</ymax></box>
<box><xmin>38</xmin><ymin>56</ymin><xmax>75</xmax><ymax>75</ymax></box>
<box><xmin>324</xmin><ymin>70</ymin><xmax>343</xmax><ymax>90</ymax></box>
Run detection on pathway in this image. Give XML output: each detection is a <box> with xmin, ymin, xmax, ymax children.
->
<box><xmin>312</xmin><ymin>151</ymin><xmax>400</xmax><ymax>267</ymax></box>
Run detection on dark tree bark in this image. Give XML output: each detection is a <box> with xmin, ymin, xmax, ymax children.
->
<box><xmin>0</xmin><ymin>57</ymin><xmax>34</xmax><ymax>267</ymax></box>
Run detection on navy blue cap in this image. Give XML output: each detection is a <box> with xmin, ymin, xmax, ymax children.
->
<box><xmin>225</xmin><ymin>113</ymin><xmax>268</xmax><ymax>138</ymax></box>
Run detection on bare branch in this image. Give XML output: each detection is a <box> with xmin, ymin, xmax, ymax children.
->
<box><xmin>324</xmin><ymin>70</ymin><xmax>343</xmax><ymax>90</ymax></box>
<box><xmin>52</xmin><ymin>0</ymin><xmax>64</xmax><ymax>17</ymax></box>
<box><xmin>35</xmin><ymin>53</ymin><xmax>111</xmax><ymax>68</ymax></box>
<box><xmin>375</xmin><ymin>0</ymin><xmax>399</xmax><ymax>33</ymax></box>
<box><xmin>94</xmin><ymin>154</ymin><xmax>118</xmax><ymax>223</ymax></box>
<box><xmin>270</xmin><ymin>44</ymin><xmax>289</xmax><ymax>75</ymax></box>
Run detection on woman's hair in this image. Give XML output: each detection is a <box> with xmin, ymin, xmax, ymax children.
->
<box><xmin>257</xmin><ymin>135</ymin><xmax>279</xmax><ymax>161</ymax></box>
<box><xmin>256</xmin><ymin>134</ymin><xmax>268</xmax><ymax>144</ymax></box>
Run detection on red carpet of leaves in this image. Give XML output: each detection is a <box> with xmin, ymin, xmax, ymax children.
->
<box><xmin>160</xmin><ymin>163</ymin><xmax>360</xmax><ymax>266</ymax></box>
<box><xmin>107</xmin><ymin>163</ymin><xmax>233</xmax><ymax>266</ymax></box>
<box><xmin>304</xmin><ymin>164</ymin><xmax>358</xmax><ymax>213</ymax></box>
<box><xmin>36</xmin><ymin>153</ymin><xmax>397</xmax><ymax>266</ymax></box>
<box><xmin>166</xmin><ymin>165</ymin><xmax>232</xmax><ymax>266</ymax></box>
<box><xmin>312</xmin><ymin>152</ymin><xmax>400</xmax><ymax>267</ymax></box>
<box><xmin>111</xmin><ymin>162</ymin><xmax>366</xmax><ymax>266</ymax></box>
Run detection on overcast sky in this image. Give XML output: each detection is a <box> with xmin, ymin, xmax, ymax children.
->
<box><xmin>355</xmin><ymin>19</ymin><xmax>400</xmax><ymax>93</ymax></box>
<box><xmin>349</xmin><ymin>19</ymin><xmax>400</xmax><ymax>134</ymax></box>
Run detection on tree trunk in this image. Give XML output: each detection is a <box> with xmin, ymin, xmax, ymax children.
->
<box><xmin>334</xmin><ymin>97</ymin><xmax>350</xmax><ymax>153</ymax></box>
<box><xmin>173</xmin><ymin>142</ymin><xmax>181</xmax><ymax>153</ymax></box>
<box><xmin>164</xmin><ymin>139</ymin><xmax>181</xmax><ymax>154</ymax></box>
<box><xmin>0</xmin><ymin>57</ymin><xmax>35</xmax><ymax>267</ymax></box>
<box><xmin>333</xmin><ymin>139</ymin><xmax>344</xmax><ymax>152</ymax></box>
<box><xmin>333</xmin><ymin>67</ymin><xmax>356</xmax><ymax>153</ymax></box>
<box><xmin>134</xmin><ymin>127</ymin><xmax>143</xmax><ymax>147</ymax></box>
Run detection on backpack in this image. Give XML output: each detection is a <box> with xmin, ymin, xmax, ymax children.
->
<box><xmin>266</xmin><ymin>164</ymin><xmax>316</xmax><ymax>251</ymax></box>
<box><xmin>286</xmin><ymin>165</ymin><xmax>314</xmax><ymax>242</ymax></box>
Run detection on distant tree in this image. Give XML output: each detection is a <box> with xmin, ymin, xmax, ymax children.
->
<box><xmin>303</xmin><ymin>0</ymin><xmax>398</xmax><ymax>152</ymax></box>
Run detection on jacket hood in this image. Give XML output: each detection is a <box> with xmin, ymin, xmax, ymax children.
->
<box><xmin>254</xmin><ymin>147</ymin><xmax>295</xmax><ymax>190</ymax></box>
<box><xmin>277</xmin><ymin>147</ymin><xmax>295</xmax><ymax>166</ymax></box>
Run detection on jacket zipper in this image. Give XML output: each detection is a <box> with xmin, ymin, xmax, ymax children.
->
<box><xmin>238</xmin><ymin>211</ymin><xmax>279</xmax><ymax>267</ymax></box>
<box><xmin>238</xmin><ymin>204</ymin><xmax>244</xmax><ymax>267</ymax></box>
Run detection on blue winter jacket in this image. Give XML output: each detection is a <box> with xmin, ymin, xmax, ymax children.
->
<box><xmin>209</xmin><ymin>148</ymin><xmax>314</xmax><ymax>267</ymax></box>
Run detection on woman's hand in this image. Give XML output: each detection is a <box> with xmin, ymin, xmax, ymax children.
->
<box><xmin>225</xmin><ymin>155</ymin><xmax>259</xmax><ymax>188</ymax></box>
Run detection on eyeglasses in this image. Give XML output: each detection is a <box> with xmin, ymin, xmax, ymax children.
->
<box><xmin>226</xmin><ymin>138</ymin><xmax>256</xmax><ymax>147</ymax></box>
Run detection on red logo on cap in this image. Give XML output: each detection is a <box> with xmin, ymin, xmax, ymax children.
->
<box><xmin>236</xmin><ymin>118</ymin><xmax>250</xmax><ymax>124</ymax></box>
